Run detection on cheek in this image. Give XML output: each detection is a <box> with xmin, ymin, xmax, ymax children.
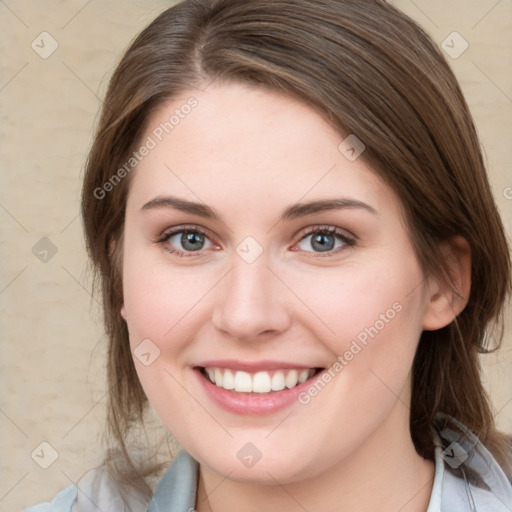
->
<box><xmin>122</xmin><ymin>245</ymin><xmax>218</xmax><ymax>351</ymax></box>
<box><xmin>280</xmin><ymin>257</ymin><xmax>426</xmax><ymax>468</ymax></box>
<box><xmin>120</xmin><ymin>245</ymin><xmax>217</xmax><ymax>427</ymax></box>
<box><xmin>285</xmin><ymin>251</ymin><xmax>426</xmax><ymax>405</ymax></box>
<box><xmin>288</xmin><ymin>254</ymin><xmax>425</xmax><ymax>344</ymax></box>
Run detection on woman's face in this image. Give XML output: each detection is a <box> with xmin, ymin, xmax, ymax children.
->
<box><xmin>121</xmin><ymin>81</ymin><xmax>435</xmax><ymax>483</ymax></box>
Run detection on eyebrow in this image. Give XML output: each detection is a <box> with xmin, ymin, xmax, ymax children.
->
<box><xmin>140</xmin><ymin>195</ymin><xmax>377</xmax><ymax>220</ymax></box>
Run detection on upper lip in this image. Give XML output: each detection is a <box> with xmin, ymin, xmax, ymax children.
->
<box><xmin>196</xmin><ymin>360</ymin><xmax>322</xmax><ymax>372</ymax></box>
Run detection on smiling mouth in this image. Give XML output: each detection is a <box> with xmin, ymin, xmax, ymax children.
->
<box><xmin>197</xmin><ymin>366</ymin><xmax>324</xmax><ymax>394</ymax></box>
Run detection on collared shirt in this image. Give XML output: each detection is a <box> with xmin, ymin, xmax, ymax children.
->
<box><xmin>23</xmin><ymin>420</ymin><xmax>512</xmax><ymax>512</ymax></box>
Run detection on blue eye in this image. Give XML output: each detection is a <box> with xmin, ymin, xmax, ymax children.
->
<box><xmin>160</xmin><ymin>228</ymin><xmax>213</xmax><ymax>256</ymax></box>
<box><xmin>157</xmin><ymin>225</ymin><xmax>355</xmax><ymax>258</ymax></box>
<box><xmin>296</xmin><ymin>227</ymin><xmax>354</xmax><ymax>254</ymax></box>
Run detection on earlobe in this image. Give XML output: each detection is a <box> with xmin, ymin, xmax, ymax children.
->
<box><xmin>120</xmin><ymin>305</ymin><xmax>127</xmax><ymax>320</ymax></box>
<box><xmin>422</xmin><ymin>236</ymin><xmax>471</xmax><ymax>331</ymax></box>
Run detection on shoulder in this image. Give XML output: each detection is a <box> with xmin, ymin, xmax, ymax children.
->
<box><xmin>22</xmin><ymin>464</ymin><xmax>151</xmax><ymax>512</ymax></box>
<box><xmin>22</xmin><ymin>485</ymin><xmax>77</xmax><ymax>512</ymax></box>
<box><xmin>22</xmin><ymin>451</ymin><xmax>198</xmax><ymax>512</ymax></box>
<box><xmin>432</xmin><ymin>414</ymin><xmax>512</xmax><ymax>512</ymax></box>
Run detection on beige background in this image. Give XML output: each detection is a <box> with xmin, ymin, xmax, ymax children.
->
<box><xmin>0</xmin><ymin>1</ymin><xmax>511</xmax><ymax>510</ymax></box>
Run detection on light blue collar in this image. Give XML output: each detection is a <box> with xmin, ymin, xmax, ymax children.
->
<box><xmin>431</xmin><ymin>414</ymin><xmax>512</xmax><ymax>511</ymax></box>
<box><xmin>147</xmin><ymin>450</ymin><xmax>199</xmax><ymax>512</ymax></box>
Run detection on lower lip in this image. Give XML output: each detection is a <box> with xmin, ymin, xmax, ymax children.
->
<box><xmin>194</xmin><ymin>368</ymin><xmax>320</xmax><ymax>415</ymax></box>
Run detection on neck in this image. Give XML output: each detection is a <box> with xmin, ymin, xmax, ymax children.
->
<box><xmin>195</xmin><ymin>403</ymin><xmax>435</xmax><ymax>512</ymax></box>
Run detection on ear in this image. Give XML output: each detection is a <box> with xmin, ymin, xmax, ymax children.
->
<box><xmin>120</xmin><ymin>305</ymin><xmax>127</xmax><ymax>320</ymax></box>
<box><xmin>422</xmin><ymin>236</ymin><xmax>471</xmax><ymax>331</ymax></box>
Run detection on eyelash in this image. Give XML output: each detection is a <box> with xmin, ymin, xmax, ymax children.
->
<box><xmin>156</xmin><ymin>224</ymin><xmax>356</xmax><ymax>258</ymax></box>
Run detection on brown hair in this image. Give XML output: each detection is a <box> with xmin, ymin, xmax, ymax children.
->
<box><xmin>81</xmin><ymin>0</ymin><xmax>512</xmax><ymax>497</ymax></box>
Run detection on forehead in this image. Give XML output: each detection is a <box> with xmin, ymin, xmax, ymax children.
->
<box><xmin>127</xmin><ymin>81</ymin><xmax>398</xmax><ymax>219</ymax></box>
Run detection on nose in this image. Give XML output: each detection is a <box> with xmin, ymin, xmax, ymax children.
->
<box><xmin>212</xmin><ymin>256</ymin><xmax>292</xmax><ymax>342</ymax></box>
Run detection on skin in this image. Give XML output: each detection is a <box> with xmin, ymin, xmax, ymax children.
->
<box><xmin>120</xmin><ymin>81</ymin><xmax>471</xmax><ymax>512</ymax></box>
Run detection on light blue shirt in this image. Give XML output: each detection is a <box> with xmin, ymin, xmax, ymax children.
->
<box><xmin>23</xmin><ymin>418</ymin><xmax>512</xmax><ymax>512</ymax></box>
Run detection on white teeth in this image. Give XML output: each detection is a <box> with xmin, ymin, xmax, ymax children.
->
<box><xmin>271</xmin><ymin>372</ymin><xmax>286</xmax><ymax>391</ymax></box>
<box><xmin>285</xmin><ymin>369</ymin><xmax>299</xmax><ymax>389</ymax></box>
<box><xmin>234</xmin><ymin>371</ymin><xmax>252</xmax><ymax>392</ymax></box>
<box><xmin>222</xmin><ymin>369</ymin><xmax>235</xmax><ymax>390</ymax></box>
<box><xmin>214</xmin><ymin>368</ymin><xmax>223</xmax><ymax>387</ymax></box>
<box><xmin>252</xmin><ymin>372</ymin><xmax>271</xmax><ymax>393</ymax></box>
<box><xmin>206</xmin><ymin>368</ymin><xmax>215</xmax><ymax>383</ymax></box>
<box><xmin>203</xmin><ymin>367</ymin><xmax>316</xmax><ymax>393</ymax></box>
<box><xmin>298</xmin><ymin>369</ymin><xmax>309</xmax><ymax>383</ymax></box>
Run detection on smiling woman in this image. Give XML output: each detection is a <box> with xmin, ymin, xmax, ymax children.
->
<box><xmin>23</xmin><ymin>0</ymin><xmax>512</xmax><ymax>511</ymax></box>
